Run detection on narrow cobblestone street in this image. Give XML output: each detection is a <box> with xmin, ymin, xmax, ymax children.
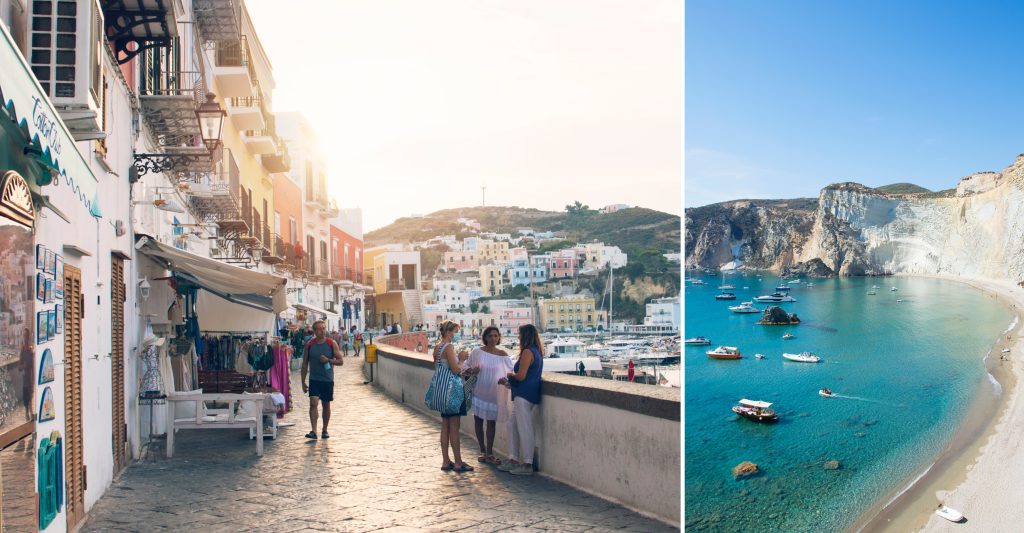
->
<box><xmin>82</xmin><ymin>360</ymin><xmax>677</xmax><ymax>532</ymax></box>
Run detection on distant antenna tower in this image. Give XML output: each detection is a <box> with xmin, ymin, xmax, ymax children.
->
<box><xmin>481</xmin><ymin>185</ymin><xmax>486</xmax><ymax>207</ymax></box>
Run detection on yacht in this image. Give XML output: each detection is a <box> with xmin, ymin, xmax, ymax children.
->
<box><xmin>706</xmin><ymin>346</ymin><xmax>742</xmax><ymax>359</ymax></box>
<box><xmin>782</xmin><ymin>352</ymin><xmax>822</xmax><ymax>363</ymax></box>
<box><xmin>715</xmin><ymin>292</ymin><xmax>737</xmax><ymax>300</ymax></box>
<box><xmin>690</xmin><ymin>279</ymin><xmax>705</xmax><ymax>285</ymax></box>
<box><xmin>684</xmin><ymin>336</ymin><xmax>712</xmax><ymax>346</ymax></box>
<box><xmin>548</xmin><ymin>338</ymin><xmax>587</xmax><ymax>357</ymax></box>
<box><xmin>774</xmin><ymin>285</ymin><xmax>792</xmax><ymax>292</ymax></box>
<box><xmin>729</xmin><ymin>301</ymin><xmax>761</xmax><ymax>314</ymax></box>
<box><xmin>787</xmin><ymin>279</ymin><xmax>802</xmax><ymax>285</ymax></box>
<box><xmin>753</xmin><ymin>293</ymin><xmax>797</xmax><ymax>303</ymax></box>
<box><xmin>718</xmin><ymin>284</ymin><xmax>736</xmax><ymax>290</ymax></box>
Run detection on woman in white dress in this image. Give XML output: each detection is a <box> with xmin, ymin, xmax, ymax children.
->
<box><xmin>468</xmin><ymin>326</ymin><xmax>514</xmax><ymax>465</ymax></box>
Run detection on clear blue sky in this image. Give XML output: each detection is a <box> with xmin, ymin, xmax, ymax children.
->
<box><xmin>685</xmin><ymin>1</ymin><xmax>1024</xmax><ymax>208</ymax></box>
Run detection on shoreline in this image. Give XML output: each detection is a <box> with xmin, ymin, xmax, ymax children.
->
<box><xmin>849</xmin><ymin>273</ymin><xmax>1024</xmax><ymax>532</ymax></box>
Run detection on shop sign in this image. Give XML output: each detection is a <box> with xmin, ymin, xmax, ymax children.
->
<box><xmin>0</xmin><ymin>170</ymin><xmax>35</xmax><ymax>228</ymax></box>
<box><xmin>0</xmin><ymin>24</ymin><xmax>101</xmax><ymax>217</ymax></box>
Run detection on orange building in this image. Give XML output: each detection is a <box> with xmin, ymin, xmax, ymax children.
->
<box><xmin>330</xmin><ymin>225</ymin><xmax>363</xmax><ymax>283</ymax></box>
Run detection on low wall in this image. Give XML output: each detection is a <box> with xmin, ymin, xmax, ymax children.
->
<box><xmin>367</xmin><ymin>335</ymin><xmax>680</xmax><ymax>526</ymax></box>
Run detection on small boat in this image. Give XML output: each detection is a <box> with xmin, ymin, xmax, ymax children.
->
<box><xmin>935</xmin><ymin>506</ymin><xmax>964</xmax><ymax>523</ymax></box>
<box><xmin>891</xmin><ymin>287</ymin><xmax>898</xmax><ymax>291</ymax></box>
<box><xmin>1002</xmin><ymin>348</ymin><xmax>1011</xmax><ymax>353</ymax></box>
<box><xmin>867</xmin><ymin>290</ymin><xmax>877</xmax><ymax>295</ymax></box>
<box><xmin>742</xmin><ymin>286</ymin><xmax>750</xmax><ymax>289</ymax></box>
<box><xmin>783</xmin><ymin>352</ymin><xmax>822</xmax><ymax>363</ymax></box>
<box><xmin>718</xmin><ymin>284</ymin><xmax>736</xmax><ymax>290</ymax></box>
<box><xmin>684</xmin><ymin>336</ymin><xmax>712</xmax><ymax>346</ymax></box>
<box><xmin>819</xmin><ymin>388</ymin><xmax>833</xmax><ymax>397</ymax></box>
<box><xmin>787</xmin><ymin>279</ymin><xmax>802</xmax><ymax>285</ymax></box>
<box><xmin>753</xmin><ymin>293</ymin><xmax>797</xmax><ymax>303</ymax></box>
<box><xmin>707</xmin><ymin>346</ymin><xmax>742</xmax><ymax>359</ymax></box>
<box><xmin>755</xmin><ymin>353</ymin><xmax>766</xmax><ymax>359</ymax></box>
<box><xmin>896</xmin><ymin>299</ymin><xmax>904</xmax><ymax>303</ymax></box>
<box><xmin>715</xmin><ymin>292</ymin><xmax>737</xmax><ymax>300</ymax></box>
<box><xmin>872</xmin><ymin>285</ymin><xmax>880</xmax><ymax>289</ymax></box>
<box><xmin>729</xmin><ymin>301</ymin><xmax>761</xmax><ymax>314</ymax></box>
<box><xmin>732</xmin><ymin>399</ymin><xmax>778</xmax><ymax>423</ymax></box>
<box><xmin>805</xmin><ymin>282</ymin><xmax>815</xmax><ymax>287</ymax></box>
<box><xmin>774</xmin><ymin>285</ymin><xmax>792</xmax><ymax>292</ymax></box>
<box><xmin>782</xmin><ymin>333</ymin><xmax>795</xmax><ymax>340</ymax></box>
<box><xmin>691</xmin><ymin>279</ymin><xmax>705</xmax><ymax>285</ymax></box>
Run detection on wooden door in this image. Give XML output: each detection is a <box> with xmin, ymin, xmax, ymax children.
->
<box><xmin>63</xmin><ymin>265</ymin><xmax>85</xmax><ymax>529</ymax></box>
<box><xmin>111</xmin><ymin>257</ymin><xmax>127</xmax><ymax>473</ymax></box>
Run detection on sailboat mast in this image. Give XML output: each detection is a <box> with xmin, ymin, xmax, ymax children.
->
<box><xmin>608</xmin><ymin>263</ymin><xmax>614</xmax><ymax>331</ymax></box>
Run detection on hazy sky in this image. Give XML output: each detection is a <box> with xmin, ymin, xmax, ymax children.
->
<box><xmin>246</xmin><ymin>0</ymin><xmax>681</xmax><ymax>232</ymax></box>
<box><xmin>687</xmin><ymin>1</ymin><xmax>1024</xmax><ymax>208</ymax></box>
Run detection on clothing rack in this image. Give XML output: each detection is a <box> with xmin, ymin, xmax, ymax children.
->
<box><xmin>202</xmin><ymin>330</ymin><xmax>269</xmax><ymax>337</ymax></box>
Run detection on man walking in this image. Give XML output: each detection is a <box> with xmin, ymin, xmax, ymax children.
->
<box><xmin>301</xmin><ymin>320</ymin><xmax>344</xmax><ymax>439</ymax></box>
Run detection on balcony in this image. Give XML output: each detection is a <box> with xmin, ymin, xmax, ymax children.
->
<box><xmin>138</xmin><ymin>62</ymin><xmax>209</xmax><ymax>154</ymax></box>
<box><xmin>387</xmin><ymin>278</ymin><xmax>416</xmax><ymax>292</ymax></box>
<box><xmin>193</xmin><ymin>0</ymin><xmax>241</xmax><ymax>43</ymax></box>
<box><xmin>261</xmin><ymin>145</ymin><xmax>290</xmax><ymax>173</ymax></box>
<box><xmin>187</xmin><ymin>181</ymin><xmax>242</xmax><ymax>224</ymax></box>
<box><xmin>226</xmin><ymin>95</ymin><xmax>265</xmax><ymax>131</ymax></box>
<box><xmin>213</xmin><ymin>35</ymin><xmax>255</xmax><ymax>98</ymax></box>
<box><xmin>244</xmin><ymin>113</ymin><xmax>279</xmax><ymax>155</ymax></box>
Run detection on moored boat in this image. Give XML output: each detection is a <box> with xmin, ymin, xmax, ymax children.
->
<box><xmin>819</xmin><ymin>388</ymin><xmax>833</xmax><ymax>397</ymax></box>
<box><xmin>707</xmin><ymin>346</ymin><xmax>741</xmax><ymax>359</ymax></box>
<box><xmin>718</xmin><ymin>284</ymin><xmax>736</xmax><ymax>290</ymax></box>
<box><xmin>732</xmin><ymin>399</ymin><xmax>778</xmax><ymax>422</ymax></box>
<box><xmin>774</xmin><ymin>285</ymin><xmax>792</xmax><ymax>292</ymax></box>
<box><xmin>715</xmin><ymin>292</ymin><xmax>737</xmax><ymax>300</ymax></box>
<box><xmin>783</xmin><ymin>352</ymin><xmax>822</xmax><ymax>363</ymax></box>
<box><xmin>729</xmin><ymin>301</ymin><xmax>761</xmax><ymax>313</ymax></box>
<box><xmin>755</xmin><ymin>353</ymin><xmax>766</xmax><ymax>359</ymax></box>
<box><xmin>684</xmin><ymin>336</ymin><xmax>712</xmax><ymax>346</ymax></box>
<box><xmin>753</xmin><ymin>293</ymin><xmax>797</xmax><ymax>303</ymax></box>
<box><xmin>782</xmin><ymin>333</ymin><xmax>795</xmax><ymax>340</ymax></box>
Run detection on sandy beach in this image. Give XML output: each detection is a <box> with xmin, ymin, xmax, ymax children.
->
<box><xmin>852</xmin><ymin>274</ymin><xmax>1024</xmax><ymax>532</ymax></box>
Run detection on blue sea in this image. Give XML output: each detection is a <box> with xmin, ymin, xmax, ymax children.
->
<box><xmin>684</xmin><ymin>274</ymin><xmax>1013</xmax><ymax>532</ymax></box>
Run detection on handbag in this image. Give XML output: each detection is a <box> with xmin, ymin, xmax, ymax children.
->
<box><xmin>425</xmin><ymin>344</ymin><xmax>465</xmax><ymax>414</ymax></box>
<box><xmin>425</xmin><ymin>362</ymin><xmax>465</xmax><ymax>414</ymax></box>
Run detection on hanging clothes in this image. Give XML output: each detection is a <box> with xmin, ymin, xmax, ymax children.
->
<box><xmin>270</xmin><ymin>345</ymin><xmax>292</xmax><ymax>417</ymax></box>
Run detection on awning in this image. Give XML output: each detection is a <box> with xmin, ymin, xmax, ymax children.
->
<box><xmin>136</xmin><ymin>236</ymin><xmax>287</xmax><ymax>314</ymax></box>
<box><xmin>294</xmin><ymin>302</ymin><xmax>339</xmax><ymax>319</ymax></box>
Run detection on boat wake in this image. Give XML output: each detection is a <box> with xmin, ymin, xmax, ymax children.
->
<box><xmin>827</xmin><ymin>394</ymin><xmax>901</xmax><ymax>406</ymax></box>
<box><xmin>802</xmin><ymin>323</ymin><xmax>838</xmax><ymax>332</ymax></box>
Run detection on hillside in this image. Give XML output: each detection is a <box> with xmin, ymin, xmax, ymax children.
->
<box><xmin>365</xmin><ymin>205</ymin><xmax>681</xmax><ymax>257</ymax></box>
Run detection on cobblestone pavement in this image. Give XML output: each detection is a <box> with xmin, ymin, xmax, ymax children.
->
<box><xmin>83</xmin><ymin>359</ymin><xmax>678</xmax><ymax>532</ymax></box>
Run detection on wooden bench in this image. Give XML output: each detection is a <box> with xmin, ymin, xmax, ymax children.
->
<box><xmin>165</xmin><ymin>392</ymin><xmax>267</xmax><ymax>457</ymax></box>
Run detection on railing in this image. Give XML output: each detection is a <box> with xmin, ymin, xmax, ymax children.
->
<box><xmin>318</xmin><ymin>259</ymin><xmax>329</xmax><ymax>278</ymax></box>
<box><xmin>215</xmin><ymin>35</ymin><xmax>257</xmax><ymax>83</ymax></box>
<box><xmin>227</xmin><ymin>94</ymin><xmax>261</xmax><ymax>109</ymax></box>
<box><xmin>262</xmin><ymin>224</ymin><xmax>273</xmax><ymax>254</ymax></box>
<box><xmin>345</xmin><ymin>267</ymin><xmax>354</xmax><ymax>281</ymax></box>
<box><xmin>387</xmin><ymin>279</ymin><xmax>414</xmax><ymax>291</ymax></box>
<box><xmin>139</xmin><ymin>68</ymin><xmax>204</xmax><ymax>101</ymax></box>
<box><xmin>331</xmin><ymin>264</ymin><xmax>342</xmax><ymax>280</ymax></box>
<box><xmin>274</xmin><ymin>235</ymin><xmax>286</xmax><ymax>259</ymax></box>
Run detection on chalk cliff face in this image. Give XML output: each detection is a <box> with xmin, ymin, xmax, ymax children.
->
<box><xmin>685</xmin><ymin>155</ymin><xmax>1024</xmax><ymax>282</ymax></box>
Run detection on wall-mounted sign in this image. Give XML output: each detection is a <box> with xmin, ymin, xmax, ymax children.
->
<box><xmin>38</xmin><ymin>386</ymin><xmax>54</xmax><ymax>422</ymax></box>
<box><xmin>0</xmin><ymin>171</ymin><xmax>34</xmax><ymax>228</ymax></box>
<box><xmin>38</xmin><ymin>348</ymin><xmax>54</xmax><ymax>384</ymax></box>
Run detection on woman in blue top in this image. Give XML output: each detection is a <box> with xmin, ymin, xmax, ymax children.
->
<box><xmin>498</xmin><ymin>324</ymin><xmax>544</xmax><ymax>476</ymax></box>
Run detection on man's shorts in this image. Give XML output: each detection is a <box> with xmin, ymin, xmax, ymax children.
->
<box><xmin>308</xmin><ymin>380</ymin><xmax>334</xmax><ymax>402</ymax></box>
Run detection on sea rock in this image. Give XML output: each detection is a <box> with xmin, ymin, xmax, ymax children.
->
<box><xmin>824</xmin><ymin>460</ymin><xmax>841</xmax><ymax>470</ymax></box>
<box><xmin>732</xmin><ymin>461</ymin><xmax>759</xmax><ymax>479</ymax></box>
<box><xmin>757</xmin><ymin>306</ymin><xmax>800</xmax><ymax>325</ymax></box>
<box><xmin>781</xmin><ymin>258</ymin><xmax>835</xmax><ymax>278</ymax></box>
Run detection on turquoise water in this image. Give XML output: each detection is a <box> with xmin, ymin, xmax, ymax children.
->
<box><xmin>684</xmin><ymin>274</ymin><xmax>1012</xmax><ymax>532</ymax></box>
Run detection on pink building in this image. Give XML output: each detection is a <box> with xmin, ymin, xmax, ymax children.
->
<box><xmin>497</xmin><ymin>306</ymin><xmax>533</xmax><ymax>336</ymax></box>
<box><xmin>443</xmin><ymin>250</ymin><xmax>479</xmax><ymax>272</ymax></box>
<box><xmin>547</xmin><ymin>250</ymin><xmax>579</xmax><ymax>279</ymax></box>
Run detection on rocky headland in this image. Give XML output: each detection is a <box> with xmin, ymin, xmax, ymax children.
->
<box><xmin>685</xmin><ymin>154</ymin><xmax>1024</xmax><ymax>282</ymax></box>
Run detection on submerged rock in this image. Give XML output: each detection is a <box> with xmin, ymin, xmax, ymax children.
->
<box><xmin>824</xmin><ymin>460</ymin><xmax>841</xmax><ymax>470</ymax></box>
<box><xmin>732</xmin><ymin>461</ymin><xmax>759</xmax><ymax>479</ymax></box>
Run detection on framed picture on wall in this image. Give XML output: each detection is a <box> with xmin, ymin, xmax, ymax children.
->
<box><xmin>45</xmin><ymin>249</ymin><xmax>56</xmax><ymax>276</ymax></box>
<box><xmin>36</xmin><ymin>311</ymin><xmax>47</xmax><ymax>344</ymax></box>
<box><xmin>38</xmin><ymin>348</ymin><xmax>54</xmax><ymax>384</ymax></box>
<box><xmin>46</xmin><ymin>310</ymin><xmax>56</xmax><ymax>339</ymax></box>
<box><xmin>38</xmin><ymin>387</ymin><xmax>55</xmax><ymax>422</ymax></box>
<box><xmin>55</xmin><ymin>304</ymin><xmax>63</xmax><ymax>334</ymax></box>
<box><xmin>55</xmin><ymin>255</ymin><xmax>64</xmax><ymax>299</ymax></box>
<box><xmin>36</xmin><ymin>273</ymin><xmax>45</xmax><ymax>301</ymax></box>
<box><xmin>36</xmin><ymin>244</ymin><xmax>45</xmax><ymax>270</ymax></box>
<box><xmin>44</xmin><ymin>279</ymin><xmax>54</xmax><ymax>304</ymax></box>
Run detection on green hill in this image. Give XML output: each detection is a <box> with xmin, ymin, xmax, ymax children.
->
<box><xmin>874</xmin><ymin>183</ymin><xmax>932</xmax><ymax>195</ymax></box>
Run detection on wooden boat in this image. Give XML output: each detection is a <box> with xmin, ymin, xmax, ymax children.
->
<box><xmin>935</xmin><ymin>506</ymin><xmax>964</xmax><ymax>523</ymax></box>
<box><xmin>732</xmin><ymin>399</ymin><xmax>778</xmax><ymax>422</ymax></box>
<box><xmin>706</xmin><ymin>346</ymin><xmax>741</xmax><ymax>359</ymax></box>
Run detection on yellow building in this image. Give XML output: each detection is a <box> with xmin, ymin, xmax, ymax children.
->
<box><xmin>479</xmin><ymin>264</ymin><xmax>505</xmax><ymax>297</ymax></box>
<box><xmin>478</xmin><ymin>240</ymin><xmax>510</xmax><ymax>264</ymax></box>
<box><xmin>538</xmin><ymin>296</ymin><xmax>607</xmax><ymax>332</ymax></box>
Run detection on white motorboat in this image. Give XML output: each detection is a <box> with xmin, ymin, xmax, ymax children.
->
<box><xmin>715</xmin><ymin>292</ymin><xmax>737</xmax><ymax>300</ymax></box>
<box><xmin>819</xmin><ymin>388</ymin><xmax>834</xmax><ymax>397</ymax></box>
<box><xmin>684</xmin><ymin>336</ymin><xmax>712</xmax><ymax>346</ymax></box>
<box><xmin>548</xmin><ymin>338</ymin><xmax>587</xmax><ymax>357</ymax></box>
<box><xmin>782</xmin><ymin>333</ymin><xmax>795</xmax><ymax>340</ymax></box>
<box><xmin>753</xmin><ymin>293</ymin><xmax>797</xmax><ymax>303</ymax></box>
<box><xmin>755</xmin><ymin>353</ymin><xmax>765</xmax><ymax>359</ymax></box>
<box><xmin>783</xmin><ymin>352</ymin><xmax>822</xmax><ymax>363</ymax></box>
<box><xmin>891</xmin><ymin>287</ymin><xmax>898</xmax><ymax>291</ymax></box>
<box><xmin>729</xmin><ymin>301</ymin><xmax>761</xmax><ymax>314</ymax></box>
<box><xmin>774</xmin><ymin>285</ymin><xmax>792</xmax><ymax>292</ymax></box>
<box><xmin>706</xmin><ymin>346</ymin><xmax>741</xmax><ymax>359</ymax></box>
<box><xmin>691</xmin><ymin>279</ymin><xmax>705</xmax><ymax>285</ymax></box>
<box><xmin>788</xmin><ymin>279</ymin><xmax>802</xmax><ymax>284</ymax></box>
<box><xmin>935</xmin><ymin>506</ymin><xmax>964</xmax><ymax>523</ymax></box>
<box><xmin>718</xmin><ymin>284</ymin><xmax>736</xmax><ymax>290</ymax></box>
